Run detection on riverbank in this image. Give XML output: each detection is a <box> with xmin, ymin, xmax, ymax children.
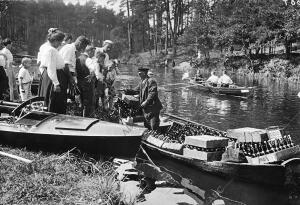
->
<box><xmin>0</xmin><ymin>146</ymin><xmax>134</xmax><ymax>205</ymax></box>
<box><xmin>122</xmin><ymin>48</ymin><xmax>300</xmax><ymax>82</ymax></box>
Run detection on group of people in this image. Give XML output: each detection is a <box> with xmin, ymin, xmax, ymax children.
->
<box><xmin>206</xmin><ymin>70</ymin><xmax>233</xmax><ymax>87</ymax></box>
<box><xmin>37</xmin><ymin>28</ymin><xmax>119</xmax><ymax>117</ymax></box>
<box><xmin>0</xmin><ymin>29</ymin><xmax>163</xmax><ymax>131</ymax></box>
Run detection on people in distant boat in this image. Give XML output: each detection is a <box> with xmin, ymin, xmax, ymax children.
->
<box><xmin>38</xmin><ymin>29</ymin><xmax>68</xmax><ymax>114</ymax></box>
<box><xmin>18</xmin><ymin>57</ymin><xmax>33</xmax><ymax>101</ymax></box>
<box><xmin>1</xmin><ymin>38</ymin><xmax>19</xmax><ymax>102</ymax></box>
<box><xmin>76</xmin><ymin>44</ymin><xmax>98</xmax><ymax>117</ymax></box>
<box><xmin>0</xmin><ymin>53</ymin><xmax>9</xmax><ymax>100</ymax></box>
<box><xmin>125</xmin><ymin>67</ymin><xmax>163</xmax><ymax>130</ymax></box>
<box><xmin>195</xmin><ymin>69</ymin><xmax>204</xmax><ymax>82</ymax></box>
<box><xmin>206</xmin><ymin>70</ymin><xmax>219</xmax><ymax>86</ymax></box>
<box><xmin>218</xmin><ymin>70</ymin><xmax>233</xmax><ymax>87</ymax></box>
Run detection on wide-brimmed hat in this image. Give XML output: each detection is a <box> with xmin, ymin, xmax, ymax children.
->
<box><xmin>103</xmin><ymin>40</ymin><xmax>113</xmax><ymax>45</ymax></box>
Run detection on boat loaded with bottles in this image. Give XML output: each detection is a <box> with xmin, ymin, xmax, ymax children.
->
<box><xmin>115</xmin><ymin>95</ymin><xmax>300</xmax><ymax>186</ymax></box>
<box><xmin>0</xmin><ymin>97</ymin><xmax>146</xmax><ymax>158</ymax></box>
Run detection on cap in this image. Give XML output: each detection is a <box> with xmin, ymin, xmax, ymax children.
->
<box><xmin>103</xmin><ymin>40</ymin><xmax>113</xmax><ymax>45</ymax></box>
<box><xmin>138</xmin><ymin>67</ymin><xmax>149</xmax><ymax>72</ymax></box>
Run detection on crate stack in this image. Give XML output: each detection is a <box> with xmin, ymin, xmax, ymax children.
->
<box><xmin>227</xmin><ymin>127</ymin><xmax>300</xmax><ymax>164</ymax></box>
<box><xmin>183</xmin><ymin>135</ymin><xmax>229</xmax><ymax>161</ymax></box>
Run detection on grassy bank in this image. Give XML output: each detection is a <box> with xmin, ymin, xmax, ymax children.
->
<box><xmin>0</xmin><ymin>146</ymin><xmax>135</xmax><ymax>205</ymax></box>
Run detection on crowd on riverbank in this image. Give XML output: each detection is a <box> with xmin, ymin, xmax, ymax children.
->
<box><xmin>0</xmin><ymin>29</ymin><xmax>121</xmax><ymax>118</ymax></box>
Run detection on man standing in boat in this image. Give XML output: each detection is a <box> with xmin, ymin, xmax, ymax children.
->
<box><xmin>125</xmin><ymin>67</ymin><xmax>163</xmax><ymax>130</ymax></box>
<box><xmin>218</xmin><ymin>70</ymin><xmax>233</xmax><ymax>87</ymax></box>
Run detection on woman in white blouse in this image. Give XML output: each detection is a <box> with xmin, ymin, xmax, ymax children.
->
<box><xmin>38</xmin><ymin>29</ymin><xmax>68</xmax><ymax>114</ymax></box>
<box><xmin>1</xmin><ymin>38</ymin><xmax>19</xmax><ymax>102</ymax></box>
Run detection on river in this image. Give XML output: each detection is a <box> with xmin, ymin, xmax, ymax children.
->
<box><xmin>116</xmin><ymin>64</ymin><xmax>300</xmax><ymax>205</ymax></box>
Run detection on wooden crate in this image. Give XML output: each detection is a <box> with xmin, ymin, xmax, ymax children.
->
<box><xmin>184</xmin><ymin>135</ymin><xmax>228</xmax><ymax>148</ymax></box>
<box><xmin>183</xmin><ymin>148</ymin><xmax>223</xmax><ymax>161</ymax></box>
<box><xmin>227</xmin><ymin>127</ymin><xmax>268</xmax><ymax>142</ymax></box>
<box><xmin>246</xmin><ymin>145</ymin><xmax>300</xmax><ymax>164</ymax></box>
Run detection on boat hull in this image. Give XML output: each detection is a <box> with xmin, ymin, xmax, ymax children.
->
<box><xmin>141</xmin><ymin>141</ymin><xmax>287</xmax><ymax>186</ymax></box>
<box><xmin>189</xmin><ymin>80</ymin><xmax>254</xmax><ymax>97</ymax></box>
<box><xmin>0</xmin><ymin>129</ymin><xmax>141</xmax><ymax>158</ymax></box>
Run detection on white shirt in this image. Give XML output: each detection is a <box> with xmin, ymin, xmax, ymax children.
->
<box><xmin>207</xmin><ymin>74</ymin><xmax>219</xmax><ymax>84</ymax></box>
<box><xmin>1</xmin><ymin>47</ymin><xmax>13</xmax><ymax>67</ymax></box>
<box><xmin>40</xmin><ymin>45</ymin><xmax>65</xmax><ymax>86</ymax></box>
<box><xmin>18</xmin><ymin>66</ymin><xmax>33</xmax><ymax>84</ymax></box>
<box><xmin>59</xmin><ymin>43</ymin><xmax>76</xmax><ymax>73</ymax></box>
<box><xmin>95</xmin><ymin>47</ymin><xmax>110</xmax><ymax>67</ymax></box>
<box><xmin>85</xmin><ymin>56</ymin><xmax>103</xmax><ymax>81</ymax></box>
<box><xmin>0</xmin><ymin>54</ymin><xmax>7</xmax><ymax>68</ymax></box>
<box><xmin>37</xmin><ymin>42</ymin><xmax>50</xmax><ymax>74</ymax></box>
<box><xmin>218</xmin><ymin>74</ymin><xmax>233</xmax><ymax>85</ymax></box>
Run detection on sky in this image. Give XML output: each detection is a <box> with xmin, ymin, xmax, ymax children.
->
<box><xmin>63</xmin><ymin>0</ymin><xmax>122</xmax><ymax>13</ymax></box>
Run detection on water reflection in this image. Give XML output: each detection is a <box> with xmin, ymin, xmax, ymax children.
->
<box><xmin>138</xmin><ymin>155</ymin><xmax>298</xmax><ymax>205</ymax></box>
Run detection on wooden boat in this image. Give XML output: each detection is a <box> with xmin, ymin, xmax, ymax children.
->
<box><xmin>189</xmin><ymin>78</ymin><xmax>254</xmax><ymax>98</ymax></box>
<box><xmin>138</xmin><ymin>114</ymin><xmax>300</xmax><ymax>186</ymax></box>
<box><xmin>0</xmin><ymin>97</ymin><xmax>147</xmax><ymax>158</ymax></box>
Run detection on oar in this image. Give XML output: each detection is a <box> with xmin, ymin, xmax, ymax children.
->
<box><xmin>160</xmin><ymin>83</ymin><xmax>201</xmax><ymax>92</ymax></box>
<box><xmin>0</xmin><ymin>151</ymin><xmax>33</xmax><ymax>164</ymax></box>
<box><xmin>159</xmin><ymin>82</ymin><xmax>187</xmax><ymax>87</ymax></box>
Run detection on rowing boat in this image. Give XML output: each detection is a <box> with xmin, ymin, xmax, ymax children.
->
<box><xmin>189</xmin><ymin>78</ymin><xmax>254</xmax><ymax>98</ymax></box>
<box><xmin>0</xmin><ymin>97</ymin><xmax>146</xmax><ymax>158</ymax></box>
<box><xmin>138</xmin><ymin>114</ymin><xmax>300</xmax><ymax>186</ymax></box>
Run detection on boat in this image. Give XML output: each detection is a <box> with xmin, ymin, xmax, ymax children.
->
<box><xmin>137</xmin><ymin>114</ymin><xmax>300</xmax><ymax>186</ymax></box>
<box><xmin>0</xmin><ymin>97</ymin><xmax>147</xmax><ymax>158</ymax></box>
<box><xmin>188</xmin><ymin>78</ymin><xmax>254</xmax><ymax>98</ymax></box>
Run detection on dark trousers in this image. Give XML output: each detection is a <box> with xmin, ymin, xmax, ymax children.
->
<box><xmin>144</xmin><ymin>111</ymin><xmax>160</xmax><ymax>130</ymax></box>
<box><xmin>39</xmin><ymin>69</ymin><xmax>68</xmax><ymax>114</ymax></box>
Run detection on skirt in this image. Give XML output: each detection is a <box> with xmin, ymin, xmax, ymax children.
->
<box><xmin>38</xmin><ymin>68</ymin><xmax>68</xmax><ymax>114</ymax></box>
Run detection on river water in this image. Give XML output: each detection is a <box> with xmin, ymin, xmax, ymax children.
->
<box><xmin>116</xmin><ymin>64</ymin><xmax>300</xmax><ymax>205</ymax></box>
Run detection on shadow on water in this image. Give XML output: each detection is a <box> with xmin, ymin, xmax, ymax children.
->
<box><xmin>136</xmin><ymin>148</ymin><xmax>300</xmax><ymax>205</ymax></box>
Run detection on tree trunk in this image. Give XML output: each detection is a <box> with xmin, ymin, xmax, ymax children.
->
<box><xmin>126</xmin><ymin>0</ymin><xmax>132</xmax><ymax>53</ymax></box>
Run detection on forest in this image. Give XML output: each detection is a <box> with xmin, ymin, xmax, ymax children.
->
<box><xmin>0</xmin><ymin>0</ymin><xmax>299</xmax><ymax>59</ymax></box>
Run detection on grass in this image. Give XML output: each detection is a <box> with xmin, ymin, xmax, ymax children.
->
<box><xmin>0</xmin><ymin>146</ymin><xmax>135</xmax><ymax>205</ymax></box>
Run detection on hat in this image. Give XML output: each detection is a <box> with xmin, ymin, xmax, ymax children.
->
<box><xmin>103</xmin><ymin>40</ymin><xmax>113</xmax><ymax>45</ymax></box>
<box><xmin>138</xmin><ymin>67</ymin><xmax>149</xmax><ymax>72</ymax></box>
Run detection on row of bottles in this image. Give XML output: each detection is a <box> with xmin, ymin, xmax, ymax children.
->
<box><xmin>236</xmin><ymin>135</ymin><xmax>295</xmax><ymax>158</ymax></box>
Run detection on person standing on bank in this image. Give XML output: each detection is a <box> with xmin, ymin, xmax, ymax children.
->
<box><xmin>38</xmin><ymin>30</ymin><xmax>68</xmax><ymax>114</ymax></box>
<box><xmin>95</xmin><ymin>40</ymin><xmax>113</xmax><ymax>66</ymax></box>
<box><xmin>0</xmin><ymin>54</ymin><xmax>9</xmax><ymax>100</ymax></box>
<box><xmin>1</xmin><ymin>38</ymin><xmax>19</xmax><ymax>102</ymax></box>
<box><xmin>125</xmin><ymin>67</ymin><xmax>163</xmax><ymax>130</ymax></box>
<box><xmin>76</xmin><ymin>44</ymin><xmax>97</xmax><ymax>117</ymax></box>
<box><xmin>18</xmin><ymin>57</ymin><xmax>33</xmax><ymax>101</ymax></box>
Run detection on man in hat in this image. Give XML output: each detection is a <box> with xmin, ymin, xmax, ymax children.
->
<box><xmin>95</xmin><ymin>40</ymin><xmax>113</xmax><ymax>67</ymax></box>
<box><xmin>125</xmin><ymin>67</ymin><xmax>163</xmax><ymax>130</ymax></box>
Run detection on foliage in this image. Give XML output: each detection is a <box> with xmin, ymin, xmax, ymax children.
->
<box><xmin>0</xmin><ymin>146</ymin><xmax>133</xmax><ymax>205</ymax></box>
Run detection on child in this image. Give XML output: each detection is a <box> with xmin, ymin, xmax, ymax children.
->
<box><xmin>104</xmin><ymin>60</ymin><xmax>118</xmax><ymax>110</ymax></box>
<box><xmin>18</xmin><ymin>57</ymin><xmax>33</xmax><ymax>101</ymax></box>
